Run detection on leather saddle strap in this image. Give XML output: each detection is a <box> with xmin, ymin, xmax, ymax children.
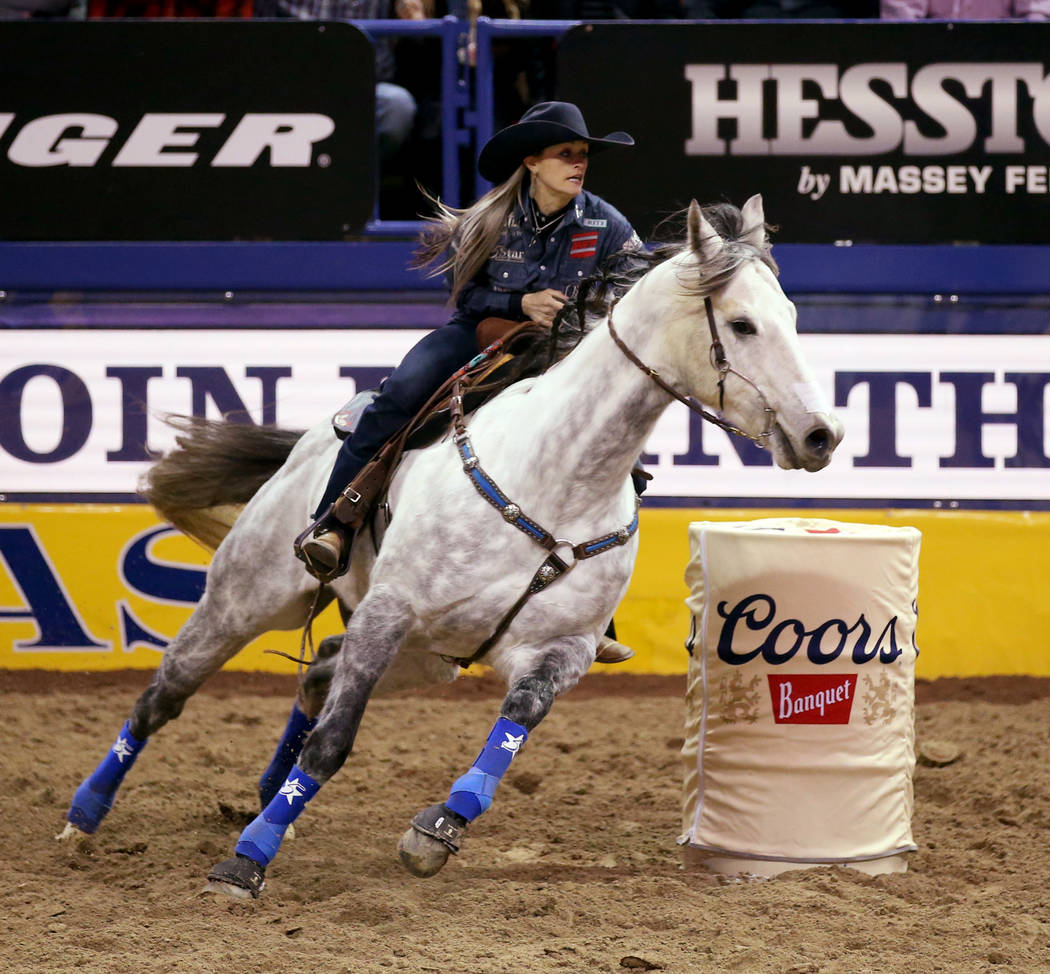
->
<box><xmin>455</xmin><ymin>430</ymin><xmax>558</xmax><ymax>552</ymax></box>
<box><xmin>447</xmin><ymin>506</ymin><xmax>640</xmax><ymax>672</ymax></box>
<box><xmin>448</xmin><ymin>393</ymin><xmax>641</xmax><ymax>669</ymax></box>
<box><xmin>331</xmin><ymin>326</ymin><xmax>542</xmax><ymax>528</ymax></box>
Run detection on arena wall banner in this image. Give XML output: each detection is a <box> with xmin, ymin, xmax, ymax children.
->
<box><xmin>1</xmin><ymin>503</ymin><xmax>1047</xmax><ymax>679</ymax></box>
<box><xmin>1</xmin><ymin>322</ymin><xmax>1048</xmax><ymax>678</ymax></box>
<box><xmin>3</xmin><ymin>327</ymin><xmax>1048</xmax><ymax>506</ymax></box>
<box><xmin>0</xmin><ymin>504</ymin><xmax>346</xmax><ymax>672</ymax></box>
<box><xmin>0</xmin><ymin>21</ymin><xmax>375</xmax><ymax>241</ymax></box>
<box><xmin>558</xmin><ymin>22</ymin><xmax>1050</xmax><ymax>243</ymax></box>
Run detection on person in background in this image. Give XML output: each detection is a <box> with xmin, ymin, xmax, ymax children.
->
<box><xmin>297</xmin><ymin>101</ymin><xmax>643</xmax><ymax>662</ymax></box>
<box><xmin>1</xmin><ymin>0</ymin><xmax>77</xmax><ymax>16</ymax></box>
<box><xmin>531</xmin><ymin>0</ymin><xmax>681</xmax><ymax>17</ymax></box>
<box><xmin>684</xmin><ymin>0</ymin><xmax>875</xmax><ymax>15</ymax></box>
<box><xmin>274</xmin><ymin>0</ymin><xmax>418</xmax><ymax>164</ymax></box>
<box><xmin>392</xmin><ymin>0</ymin><xmax>534</xmax><ymax>215</ymax></box>
<box><xmin>881</xmin><ymin>0</ymin><xmax>1048</xmax><ymax>17</ymax></box>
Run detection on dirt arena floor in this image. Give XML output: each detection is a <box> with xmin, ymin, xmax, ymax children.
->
<box><xmin>2</xmin><ymin>668</ymin><xmax>1048</xmax><ymax>974</ymax></box>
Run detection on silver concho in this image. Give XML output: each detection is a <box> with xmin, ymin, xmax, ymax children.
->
<box><xmin>616</xmin><ymin>528</ymin><xmax>630</xmax><ymax>544</ymax></box>
<box><xmin>502</xmin><ymin>504</ymin><xmax>521</xmax><ymax>522</ymax></box>
<box><xmin>538</xmin><ymin>564</ymin><xmax>557</xmax><ymax>582</ymax></box>
<box><xmin>463</xmin><ymin>456</ymin><xmax>479</xmax><ymax>470</ymax></box>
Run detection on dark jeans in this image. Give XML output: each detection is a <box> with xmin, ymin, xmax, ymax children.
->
<box><xmin>314</xmin><ymin>316</ymin><xmax>481</xmax><ymax>518</ymax></box>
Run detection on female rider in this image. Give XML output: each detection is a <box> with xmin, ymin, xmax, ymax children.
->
<box><xmin>298</xmin><ymin>102</ymin><xmax>642</xmax><ymax>661</ymax></box>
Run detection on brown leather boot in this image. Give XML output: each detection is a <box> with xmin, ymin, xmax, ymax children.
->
<box><xmin>595</xmin><ymin>635</ymin><xmax>634</xmax><ymax>664</ymax></box>
<box><xmin>294</xmin><ymin>515</ymin><xmax>352</xmax><ymax>582</ymax></box>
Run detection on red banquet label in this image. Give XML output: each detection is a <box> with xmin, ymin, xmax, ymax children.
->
<box><xmin>768</xmin><ymin>674</ymin><xmax>857</xmax><ymax>725</ymax></box>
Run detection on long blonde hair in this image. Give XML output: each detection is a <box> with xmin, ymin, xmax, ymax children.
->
<box><xmin>413</xmin><ymin>167</ymin><xmax>526</xmax><ymax>302</ymax></box>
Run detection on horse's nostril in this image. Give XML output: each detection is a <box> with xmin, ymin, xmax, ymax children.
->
<box><xmin>805</xmin><ymin>427</ymin><xmax>832</xmax><ymax>457</ymax></box>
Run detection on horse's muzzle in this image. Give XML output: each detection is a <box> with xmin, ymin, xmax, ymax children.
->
<box><xmin>799</xmin><ymin>418</ymin><xmax>844</xmax><ymax>471</ymax></box>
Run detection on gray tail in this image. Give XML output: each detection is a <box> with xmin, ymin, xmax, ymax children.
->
<box><xmin>140</xmin><ymin>415</ymin><xmax>304</xmax><ymax>550</ymax></box>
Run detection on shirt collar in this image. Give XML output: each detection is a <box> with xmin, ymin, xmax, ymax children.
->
<box><xmin>516</xmin><ymin>182</ymin><xmax>587</xmax><ymax>231</ymax></box>
<box><xmin>563</xmin><ymin>197</ymin><xmax>587</xmax><ymax>228</ymax></box>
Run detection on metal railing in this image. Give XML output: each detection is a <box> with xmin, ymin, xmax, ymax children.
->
<box><xmin>354</xmin><ymin>15</ymin><xmax>472</xmax><ymax>234</ymax></box>
<box><xmin>356</xmin><ymin>15</ymin><xmax>577</xmax><ymax>232</ymax></box>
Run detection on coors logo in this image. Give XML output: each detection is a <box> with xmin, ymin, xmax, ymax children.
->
<box><xmin>716</xmin><ymin>594</ymin><xmax>904</xmax><ymax>667</ymax></box>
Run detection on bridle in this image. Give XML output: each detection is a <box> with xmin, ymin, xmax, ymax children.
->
<box><xmin>606</xmin><ymin>294</ymin><xmax>776</xmax><ymax>444</ymax></box>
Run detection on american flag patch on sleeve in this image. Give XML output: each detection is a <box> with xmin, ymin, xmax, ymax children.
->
<box><xmin>570</xmin><ymin>231</ymin><xmax>599</xmax><ymax>258</ymax></box>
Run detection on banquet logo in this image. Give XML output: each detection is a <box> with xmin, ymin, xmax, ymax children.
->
<box><xmin>768</xmin><ymin>674</ymin><xmax>857</xmax><ymax>725</ymax></box>
<box><xmin>0</xmin><ymin>112</ymin><xmax>335</xmax><ymax>167</ymax></box>
<box><xmin>684</xmin><ymin>62</ymin><xmax>1050</xmax><ymax>157</ymax></box>
<box><xmin>716</xmin><ymin>594</ymin><xmax>903</xmax><ymax>666</ymax></box>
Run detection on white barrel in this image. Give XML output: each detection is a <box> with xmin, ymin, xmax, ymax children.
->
<box><xmin>680</xmin><ymin>517</ymin><xmax>921</xmax><ymax>877</ymax></box>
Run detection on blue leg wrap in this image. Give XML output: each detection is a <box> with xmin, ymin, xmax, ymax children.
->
<box><xmin>235</xmin><ymin>766</ymin><xmax>320</xmax><ymax>867</ymax></box>
<box><xmin>258</xmin><ymin>704</ymin><xmax>317</xmax><ymax>808</ymax></box>
<box><xmin>445</xmin><ymin>716</ymin><xmax>528</xmax><ymax>822</ymax></box>
<box><xmin>67</xmin><ymin>720</ymin><xmax>147</xmax><ymax>834</ymax></box>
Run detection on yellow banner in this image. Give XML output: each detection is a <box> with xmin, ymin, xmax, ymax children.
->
<box><xmin>0</xmin><ymin>505</ymin><xmax>341</xmax><ymax>673</ymax></box>
<box><xmin>1</xmin><ymin>504</ymin><xmax>1047</xmax><ymax>678</ymax></box>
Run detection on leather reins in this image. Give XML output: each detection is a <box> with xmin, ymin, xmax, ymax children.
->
<box><xmin>606</xmin><ymin>295</ymin><xmax>776</xmax><ymax>444</ymax></box>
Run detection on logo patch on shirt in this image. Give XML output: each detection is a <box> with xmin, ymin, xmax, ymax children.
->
<box><xmin>570</xmin><ymin>231</ymin><xmax>599</xmax><ymax>258</ymax></box>
<box><xmin>581</xmin><ymin>218</ymin><xmax>608</xmax><ymax>228</ymax></box>
<box><xmin>493</xmin><ymin>247</ymin><xmax>525</xmax><ymax>262</ymax></box>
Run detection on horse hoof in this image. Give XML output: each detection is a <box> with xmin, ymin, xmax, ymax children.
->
<box><xmin>206</xmin><ymin>854</ymin><xmax>266</xmax><ymax>899</ymax></box>
<box><xmin>397</xmin><ymin>803</ymin><xmax>467</xmax><ymax>877</ymax></box>
<box><xmin>202</xmin><ymin>879</ymin><xmax>257</xmax><ymax>900</ymax></box>
<box><xmin>398</xmin><ymin>827</ymin><xmax>451</xmax><ymax>878</ymax></box>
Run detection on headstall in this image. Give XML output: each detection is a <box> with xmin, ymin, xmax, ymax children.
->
<box><xmin>606</xmin><ymin>294</ymin><xmax>776</xmax><ymax>445</ymax></box>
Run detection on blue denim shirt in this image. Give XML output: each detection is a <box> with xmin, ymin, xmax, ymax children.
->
<box><xmin>455</xmin><ymin>188</ymin><xmax>641</xmax><ymax>323</ymax></box>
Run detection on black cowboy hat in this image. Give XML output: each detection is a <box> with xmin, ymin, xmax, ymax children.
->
<box><xmin>477</xmin><ymin>101</ymin><xmax>634</xmax><ymax>184</ymax></box>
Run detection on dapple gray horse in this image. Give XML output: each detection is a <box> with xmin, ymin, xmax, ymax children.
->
<box><xmin>59</xmin><ymin>197</ymin><xmax>843</xmax><ymax>897</ymax></box>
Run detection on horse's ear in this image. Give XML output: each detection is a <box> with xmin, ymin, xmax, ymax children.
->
<box><xmin>740</xmin><ymin>194</ymin><xmax>767</xmax><ymax>249</ymax></box>
<box><xmin>687</xmin><ymin>199</ymin><xmax>723</xmax><ymax>263</ymax></box>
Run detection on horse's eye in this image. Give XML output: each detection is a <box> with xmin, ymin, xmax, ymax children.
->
<box><xmin>730</xmin><ymin>319</ymin><xmax>756</xmax><ymax>337</ymax></box>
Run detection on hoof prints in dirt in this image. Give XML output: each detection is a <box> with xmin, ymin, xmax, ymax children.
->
<box><xmin>7</xmin><ymin>673</ymin><xmax>1050</xmax><ymax>974</ymax></box>
<box><xmin>216</xmin><ymin>803</ymin><xmax>256</xmax><ymax>828</ymax></box>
